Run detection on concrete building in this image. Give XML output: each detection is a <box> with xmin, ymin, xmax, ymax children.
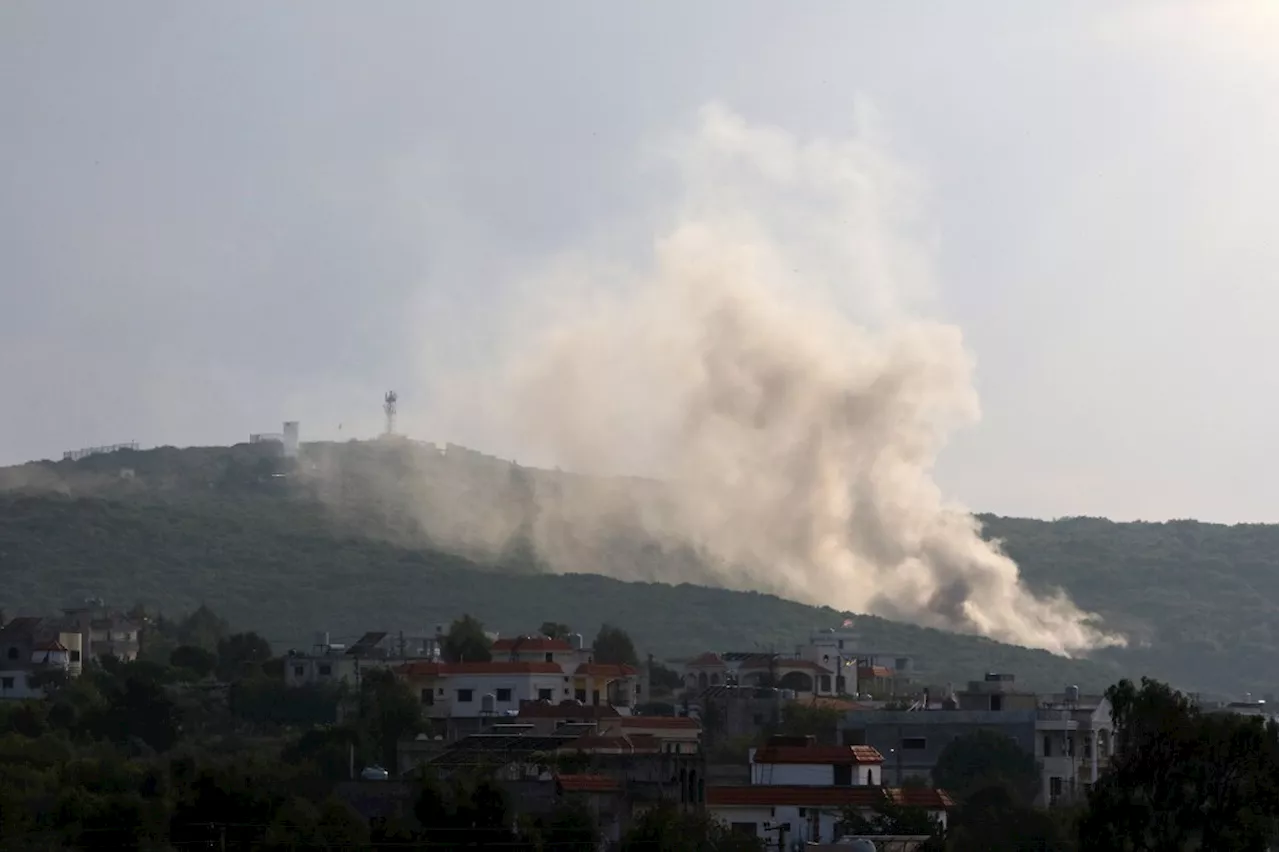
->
<box><xmin>707</xmin><ymin>736</ymin><xmax>952</xmax><ymax>846</ymax></box>
<box><xmin>840</xmin><ymin>674</ymin><xmax>1114</xmax><ymax>807</ymax></box>
<box><xmin>284</xmin><ymin>630</ymin><xmax>441</xmax><ymax>689</ymax></box>
<box><xmin>0</xmin><ymin>616</ymin><xmax>85</xmax><ymax>700</ymax></box>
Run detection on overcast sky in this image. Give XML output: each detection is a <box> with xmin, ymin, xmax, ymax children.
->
<box><xmin>1</xmin><ymin>1</ymin><xmax>1275</xmax><ymax>524</ymax></box>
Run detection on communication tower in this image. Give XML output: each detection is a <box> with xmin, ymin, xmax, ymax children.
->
<box><xmin>383</xmin><ymin>391</ymin><xmax>398</xmax><ymax>436</ymax></box>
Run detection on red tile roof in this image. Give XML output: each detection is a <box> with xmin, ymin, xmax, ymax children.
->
<box><xmin>614</xmin><ymin>716</ymin><xmax>700</xmax><ymax>730</ymax></box>
<box><xmin>492</xmin><ymin>636</ymin><xmax>574</xmax><ymax>652</ymax></box>
<box><xmin>708</xmin><ymin>785</ymin><xmax>954</xmax><ymax>809</ymax></box>
<box><xmin>753</xmin><ymin>745</ymin><xmax>884</xmax><ymax>765</ymax></box>
<box><xmin>33</xmin><ymin>640</ymin><xmax>68</xmax><ymax>652</ymax></box>
<box><xmin>858</xmin><ymin>665</ymin><xmax>894</xmax><ymax>679</ymax></box>
<box><xmin>394</xmin><ymin>661</ymin><xmax>563</xmax><ymax>677</ymax></box>
<box><xmin>573</xmin><ymin>663</ymin><xmax>638</xmax><ymax>678</ymax></box>
<box><xmin>686</xmin><ymin>652</ymin><xmax>724</xmax><ymax>667</ymax></box>
<box><xmin>555</xmin><ymin>774</ymin><xmax>621</xmax><ymax>793</ymax></box>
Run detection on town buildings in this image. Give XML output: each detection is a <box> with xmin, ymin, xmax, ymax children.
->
<box><xmin>706</xmin><ymin>735</ymin><xmax>952</xmax><ymax>846</ymax></box>
<box><xmin>840</xmin><ymin>673</ymin><xmax>1114</xmax><ymax>806</ymax></box>
<box><xmin>0</xmin><ymin>603</ymin><xmax>140</xmax><ymax>700</ymax></box>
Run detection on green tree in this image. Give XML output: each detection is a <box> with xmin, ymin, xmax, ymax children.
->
<box><xmin>169</xmin><ymin>645</ymin><xmax>216</xmax><ymax>678</ymax></box>
<box><xmin>441</xmin><ymin>614</ymin><xmax>493</xmax><ymax>663</ymax></box>
<box><xmin>839</xmin><ymin>799</ymin><xmax>944</xmax><ymax>842</ymax></box>
<box><xmin>540</xmin><ymin>621</ymin><xmax>571</xmax><ymax>641</ymax></box>
<box><xmin>533</xmin><ymin>798</ymin><xmax>599</xmax><ymax>851</ymax></box>
<box><xmin>945</xmin><ymin>784</ymin><xmax>1070</xmax><ymax>852</ymax></box>
<box><xmin>778</xmin><ymin>702</ymin><xmax>842</xmax><ymax>745</ymax></box>
<box><xmin>216</xmin><ymin>631</ymin><xmax>273</xmax><ymax>678</ymax></box>
<box><xmin>357</xmin><ymin>669</ymin><xmax>422</xmax><ymax>770</ymax></box>
<box><xmin>932</xmin><ymin>728</ymin><xmax>1041</xmax><ymax>804</ymax></box>
<box><xmin>592</xmin><ymin>623</ymin><xmax>638</xmax><ymax>666</ymax></box>
<box><xmin>1078</xmin><ymin>677</ymin><xmax>1279</xmax><ymax>851</ymax></box>
<box><xmin>621</xmin><ymin>803</ymin><xmax>764</xmax><ymax>851</ymax></box>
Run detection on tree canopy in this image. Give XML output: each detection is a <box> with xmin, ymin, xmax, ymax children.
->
<box><xmin>932</xmin><ymin>728</ymin><xmax>1042</xmax><ymax>805</ymax></box>
<box><xmin>592</xmin><ymin>623</ymin><xmax>639</xmax><ymax>666</ymax></box>
<box><xmin>1078</xmin><ymin>677</ymin><xmax>1279</xmax><ymax>850</ymax></box>
<box><xmin>441</xmin><ymin>614</ymin><xmax>493</xmax><ymax>664</ymax></box>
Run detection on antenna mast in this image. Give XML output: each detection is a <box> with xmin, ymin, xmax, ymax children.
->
<box><xmin>383</xmin><ymin>391</ymin><xmax>398</xmax><ymax>436</ymax></box>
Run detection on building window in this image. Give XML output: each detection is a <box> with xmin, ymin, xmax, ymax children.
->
<box><xmin>819</xmin><ymin>675</ymin><xmax>832</xmax><ymax>692</ymax></box>
<box><xmin>833</xmin><ymin>765</ymin><xmax>853</xmax><ymax>786</ymax></box>
<box><xmin>836</xmin><ymin>676</ymin><xmax>846</xmax><ymax>693</ymax></box>
<box><xmin>496</xmin><ymin>688</ymin><xmax>512</xmax><ymax>702</ymax></box>
<box><xmin>729</xmin><ymin>823</ymin><xmax>758</xmax><ymax>837</ymax></box>
<box><xmin>293</xmin><ymin>665</ymin><xmax>304</xmax><ymax>677</ymax></box>
<box><xmin>318</xmin><ymin>664</ymin><xmax>332</xmax><ymax>676</ymax></box>
<box><xmin>867</xmin><ymin>769</ymin><xmax>874</xmax><ymax>785</ymax></box>
<box><xmin>438</xmin><ymin>687</ymin><xmax>445</xmax><ymax>695</ymax></box>
<box><xmin>902</xmin><ymin>737</ymin><xmax>927</xmax><ymax>750</ymax></box>
<box><xmin>0</xmin><ymin>677</ymin><xmax>12</xmax><ymax>689</ymax></box>
<box><xmin>990</xmin><ymin>694</ymin><xmax>1003</xmax><ymax>711</ymax></box>
<box><xmin>1044</xmin><ymin>735</ymin><xmax>1052</xmax><ymax>757</ymax></box>
<box><xmin>591</xmin><ymin>690</ymin><xmax>600</xmax><ymax>706</ymax></box>
<box><xmin>538</xmin><ymin>688</ymin><xmax>555</xmax><ymax>701</ymax></box>
<box><xmin>575</xmin><ymin>689</ymin><xmax>586</xmax><ymax>702</ymax></box>
<box><xmin>421</xmin><ymin>689</ymin><xmax>434</xmax><ymax>706</ymax></box>
<box><xmin>837</xmin><ymin>640</ymin><xmax>844</xmax><ymax>649</ymax></box>
<box><xmin>69</xmin><ymin>650</ymin><xmax>81</xmax><ymax>663</ymax></box>
<box><xmin>545</xmin><ymin>652</ymin><xmax>554</xmax><ymax>663</ymax></box>
<box><xmin>1050</xmin><ymin>776</ymin><xmax>1063</xmax><ymax>798</ymax></box>
<box><xmin>5</xmin><ymin>647</ymin><xmax>16</xmax><ymax>661</ymax></box>
<box><xmin>457</xmin><ymin>689</ymin><xmax>474</xmax><ymax>703</ymax></box>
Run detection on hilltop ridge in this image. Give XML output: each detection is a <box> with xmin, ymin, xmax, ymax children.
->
<box><xmin>0</xmin><ymin>439</ymin><xmax>1274</xmax><ymax>698</ymax></box>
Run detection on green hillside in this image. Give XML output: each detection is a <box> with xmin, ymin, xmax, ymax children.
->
<box><xmin>0</xmin><ymin>440</ymin><xmax>1273</xmax><ymax>698</ymax></box>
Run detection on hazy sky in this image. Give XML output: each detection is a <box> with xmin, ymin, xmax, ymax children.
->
<box><xmin>2</xmin><ymin>1</ymin><xmax>1276</xmax><ymax>524</ymax></box>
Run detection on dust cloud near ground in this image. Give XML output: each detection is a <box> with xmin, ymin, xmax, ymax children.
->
<box><xmin>411</xmin><ymin>102</ymin><xmax>1124</xmax><ymax>656</ymax></box>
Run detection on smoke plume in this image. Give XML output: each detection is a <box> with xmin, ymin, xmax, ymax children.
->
<box><xmin>432</xmin><ymin>102</ymin><xmax>1124</xmax><ymax>656</ymax></box>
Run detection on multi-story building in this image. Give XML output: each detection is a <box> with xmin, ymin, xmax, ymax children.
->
<box><xmin>682</xmin><ymin>652</ymin><xmax>835</xmax><ymax>698</ymax></box>
<box><xmin>0</xmin><ymin>616</ymin><xmax>85</xmax><ymax>700</ymax></box>
<box><xmin>706</xmin><ymin>735</ymin><xmax>952</xmax><ymax>846</ymax></box>
<box><xmin>840</xmin><ymin>673</ymin><xmax>1114</xmax><ymax>806</ymax></box>
<box><xmin>59</xmin><ymin>603</ymin><xmax>141</xmax><ymax>662</ymax></box>
<box><xmin>284</xmin><ymin>631</ymin><xmax>442</xmax><ymax>688</ymax></box>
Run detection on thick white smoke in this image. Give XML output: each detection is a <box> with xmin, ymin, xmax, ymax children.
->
<box><xmin>440</xmin><ymin>102</ymin><xmax>1124</xmax><ymax>656</ymax></box>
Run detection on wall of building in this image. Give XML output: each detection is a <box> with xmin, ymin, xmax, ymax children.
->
<box><xmin>841</xmin><ymin>710</ymin><xmax>1039</xmax><ymax>786</ymax></box>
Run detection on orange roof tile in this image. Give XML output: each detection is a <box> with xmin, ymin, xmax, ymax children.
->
<box><xmin>573</xmin><ymin>663</ymin><xmax>638</xmax><ymax>678</ymax></box>
<box><xmin>395</xmin><ymin>661</ymin><xmax>563</xmax><ymax>677</ymax></box>
<box><xmin>753</xmin><ymin>745</ymin><xmax>884</xmax><ymax>765</ymax></box>
<box><xmin>555</xmin><ymin>774</ymin><xmax>621</xmax><ymax>793</ymax></box>
<box><xmin>33</xmin><ymin>640</ymin><xmax>68</xmax><ymax>652</ymax></box>
<box><xmin>493</xmin><ymin>636</ymin><xmax>574</xmax><ymax>652</ymax></box>
<box><xmin>857</xmin><ymin>665</ymin><xmax>894</xmax><ymax>679</ymax></box>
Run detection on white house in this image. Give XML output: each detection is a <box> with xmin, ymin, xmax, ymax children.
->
<box><xmin>707</xmin><ymin>737</ymin><xmax>952</xmax><ymax>846</ymax></box>
<box><xmin>395</xmin><ymin>661</ymin><xmax>567</xmax><ymax>718</ymax></box>
<box><xmin>749</xmin><ymin>743</ymin><xmax>884</xmax><ymax>787</ymax></box>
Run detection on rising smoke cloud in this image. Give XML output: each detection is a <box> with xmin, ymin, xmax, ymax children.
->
<box><xmin>434</xmin><ymin>101</ymin><xmax>1124</xmax><ymax>656</ymax></box>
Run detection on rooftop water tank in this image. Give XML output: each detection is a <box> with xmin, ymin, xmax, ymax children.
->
<box><xmin>481</xmin><ymin>693</ymin><xmax>497</xmax><ymax>715</ymax></box>
<box><xmin>1066</xmin><ymin>685</ymin><xmax>1080</xmax><ymax>704</ymax></box>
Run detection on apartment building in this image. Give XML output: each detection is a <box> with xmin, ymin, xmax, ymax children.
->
<box><xmin>706</xmin><ymin>736</ymin><xmax>952</xmax><ymax>846</ymax></box>
<box><xmin>840</xmin><ymin>673</ymin><xmax>1114</xmax><ymax>806</ymax></box>
<box><xmin>0</xmin><ymin>616</ymin><xmax>85</xmax><ymax>700</ymax></box>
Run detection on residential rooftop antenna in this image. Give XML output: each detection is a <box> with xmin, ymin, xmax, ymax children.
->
<box><xmin>384</xmin><ymin>391</ymin><xmax>398</xmax><ymax>436</ymax></box>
